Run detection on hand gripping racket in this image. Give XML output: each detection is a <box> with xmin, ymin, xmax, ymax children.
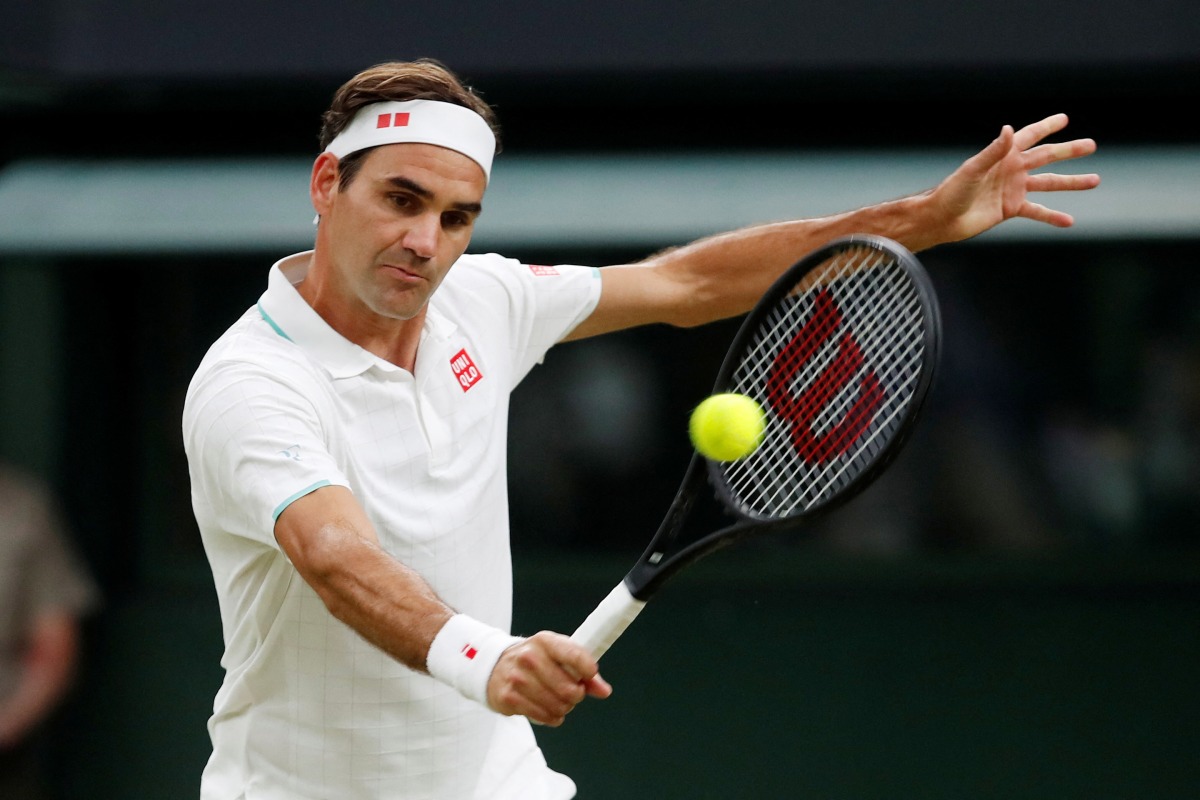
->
<box><xmin>571</xmin><ymin>234</ymin><xmax>943</xmax><ymax>659</ymax></box>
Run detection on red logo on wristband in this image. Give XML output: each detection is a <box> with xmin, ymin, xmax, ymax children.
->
<box><xmin>461</xmin><ymin>644</ymin><xmax>478</xmax><ymax>660</ymax></box>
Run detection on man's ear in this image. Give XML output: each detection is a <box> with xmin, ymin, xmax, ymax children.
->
<box><xmin>311</xmin><ymin>152</ymin><xmax>341</xmax><ymax>217</ymax></box>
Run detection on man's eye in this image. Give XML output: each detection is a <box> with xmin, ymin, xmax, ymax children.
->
<box><xmin>443</xmin><ymin>213</ymin><xmax>471</xmax><ymax>229</ymax></box>
<box><xmin>390</xmin><ymin>194</ymin><xmax>416</xmax><ymax>209</ymax></box>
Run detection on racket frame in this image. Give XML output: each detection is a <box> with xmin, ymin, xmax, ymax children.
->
<box><xmin>626</xmin><ymin>234</ymin><xmax>941</xmax><ymax>600</ymax></box>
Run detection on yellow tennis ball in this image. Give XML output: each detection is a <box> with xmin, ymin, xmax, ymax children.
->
<box><xmin>688</xmin><ymin>393</ymin><xmax>767</xmax><ymax>461</ymax></box>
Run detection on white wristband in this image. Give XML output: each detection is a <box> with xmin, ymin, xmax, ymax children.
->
<box><xmin>426</xmin><ymin>614</ymin><xmax>522</xmax><ymax>707</ymax></box>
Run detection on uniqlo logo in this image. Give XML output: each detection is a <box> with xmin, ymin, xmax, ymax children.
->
<box><xmin>461</xmin><ymin>644</ymin><xmax>478</xmax><ymax>660</ymax></box>
<box><xmin>450</xmin><ymin>348</ymin><xmax>483</xmax><ymax>392</ymax></box>
<box><xmin>527</xmin><ymin>264</ymin><xmax>559</xmax><ymax>276</ymax></box>
<box><xmin>376</xmin><ymin>112</ymin><xmax>411</xmax><ymax>129</ymax></box>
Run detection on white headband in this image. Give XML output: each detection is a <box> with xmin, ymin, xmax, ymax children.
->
<box><xmin>323</xmin><ymin>99</ymin><xmax>495</xmax><ymax>182</ymax></box>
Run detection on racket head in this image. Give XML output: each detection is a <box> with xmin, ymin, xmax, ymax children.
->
<box><xmin>623</xmin><ymin>235</ymin><xmax>941</xmax><ymax>600</ymax></box>
<box><xmin>709</xmin><ymin>233</ymin><xmax>942</xmax><ymax>524</ymax></box>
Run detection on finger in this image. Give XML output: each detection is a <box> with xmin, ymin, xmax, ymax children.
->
<box><xmin>518</xmin><ymin>644</ymin><xmax>590</xmax><ymax>699</ymax></box>
<box><xmin>959</xmin><ymin>124</ymin><xmax>1014</xmax><ymax>178</ymax></box>
<box><xmin>535</xmin><ymin>630</ymin><xmax>605</xmax><ymax>684</ymax></box>
<box><xmin>525</xmin><ymin>674</ymin><xmax>589</xmax><ymax>726</ymax></box>
<box><xmin>541</xmin><ymin>636</ymin><xmax>611</xmax><ymax>699</ymax></box>
<box><xmin>1012</xmin><ymin>113</ymin><xmax>1070</xmax><ymax>150</ymax></box>
<box><xmin>582</xmin><ymin>673</ymin><xmax>614</xmax><ymax>699</ymax></box>
<box><xmin>493</xmin><ymin>631</ymin><xmax>611</xmax><ymax>724</ymax></box>
<box><xmin>1020</xmin><ymin>200</ymin><xmax>1075</xmax><ymax>228</ymax></box>
<box><xmin>526</xmin><ymin>671</ymin><xmax>611</xmax><ymax>723</ymax></box>
<box><xmin>492</xmin><ymin>665</ymin><xmax>586</xmax><ymax>725</ymax></box>
<box><xmin>1026</xmin><ymin>172</ymin><xmax>1102</xmax><ymax>193</ymax></box>
<box><xmin>512</xmin><ymin>642</ymin><xmax>593</xmax><ymax>709</ymax></box>
<box><xmin>1022</xmin><ymin>138</ymin><xmax>1099</xmax><ymax>170</ymax></box>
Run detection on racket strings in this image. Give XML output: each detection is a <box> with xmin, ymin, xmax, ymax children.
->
<box><xmin>719</xmin><ymin>245</ymin><xmax>931</xmax><ymax>519</ymax></box>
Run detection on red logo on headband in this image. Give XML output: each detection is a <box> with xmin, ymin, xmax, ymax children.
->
<box><xmin>376</xmin><ymin>112</ymin><xmax>411</xmax><ymax>129</ymax></box>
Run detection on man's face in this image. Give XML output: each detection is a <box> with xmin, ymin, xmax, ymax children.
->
<box><xmin>313</xmin><ymin>142</ymin><xmax>486</xmax><ymax>323</ymax></box>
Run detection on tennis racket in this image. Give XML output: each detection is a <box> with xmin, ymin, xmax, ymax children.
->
<box><xmin>571</xmin><ymin>234</ymin><xmax>942</xmax><ymax>659</ymax></box>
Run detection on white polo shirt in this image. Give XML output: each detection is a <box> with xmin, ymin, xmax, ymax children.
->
<box><xmin>182</xmin><ymin>250</ymin><xmax>601</xmax><ymax>800</ymax></box>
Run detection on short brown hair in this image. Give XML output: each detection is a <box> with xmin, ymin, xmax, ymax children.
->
<box><xmin>319</xmin><ymin>59</ymin><xmax>501</xmax><ymax>189</ymax></box>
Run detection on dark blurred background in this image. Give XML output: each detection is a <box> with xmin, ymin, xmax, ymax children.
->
<box><xmin>1</xmin><ymin>2</ymin><xmax>1198</xmax><ymax>798</ymax></box>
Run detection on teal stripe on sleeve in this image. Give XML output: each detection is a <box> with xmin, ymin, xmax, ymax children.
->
<box><xmin>273</xmin><ymin>480</ymin><xmax>331</xmax><ymax>521</ymax></box>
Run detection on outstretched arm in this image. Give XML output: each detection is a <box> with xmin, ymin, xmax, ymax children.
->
<box><xmin>566</xmin><ymin>113</ymin><xmax>1098</xmax><ymax>339</ymax></box>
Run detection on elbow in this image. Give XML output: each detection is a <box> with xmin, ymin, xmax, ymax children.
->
<box><xmin>278</xmin><ymin>522</ymin><xmax>360</xmax><ymax>609</ymax></box>
<box><xmin>297</xmin><ymin>549</ymin><xmax>362</xmax><ymax>624</ymax></box>
<box><xmin>658</xmin><ymin>266</ymin><xmax>752</xmax><ymax>328</ymax></box>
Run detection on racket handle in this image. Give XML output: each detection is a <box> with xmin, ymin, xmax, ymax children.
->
<box><xmin>570</xmin><ymin>581</ymin><xmax>647</xmax><ymax>660</ymax></box>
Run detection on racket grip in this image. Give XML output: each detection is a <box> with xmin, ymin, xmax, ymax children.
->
<box><xmin>570</xmin><ymin>581</ymin><xmax>646</xmax><ymax>660</ymax></box>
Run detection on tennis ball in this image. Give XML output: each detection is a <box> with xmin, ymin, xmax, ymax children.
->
<box><xmin>688</xmin><ymin>393</ymin><xmax>767</xmax><ymax>461</ymax></box>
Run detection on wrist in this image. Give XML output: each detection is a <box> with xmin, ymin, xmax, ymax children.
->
<box><xmin>425</xmin><ymin>614</ymin><xmax>521</xmax><ymax>707</ymax></box>
<box><xmin>886</xmin><ymin>191</ymin><xmax>944</xmax><ymax>254</ymax></box>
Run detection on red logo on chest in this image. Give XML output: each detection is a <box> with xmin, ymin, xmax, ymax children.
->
<box><xmin>450</xmin><ymin>348</ymin><xmax>483</xmax><ymax>392</ymax></box>
<box><xmin>527</xmin><ymin>264</ymin><xmax>559</xmax><ymax>276</ymax></box>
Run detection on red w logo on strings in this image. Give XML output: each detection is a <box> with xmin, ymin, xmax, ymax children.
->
<box><xmin>766</xmin><ymin>289</ymin><xmax>884</xmax><ymax>464</ymax></box>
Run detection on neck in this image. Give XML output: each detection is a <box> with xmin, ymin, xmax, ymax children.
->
<box><xmin>359</xmin><ymin>319</ymin><xmax>423</xmax><ymax>372</ymax></box>
<box><xmin>296</xmin><ymin>267</ymin><xmax>425</xmax><ymax>373</ymax></box>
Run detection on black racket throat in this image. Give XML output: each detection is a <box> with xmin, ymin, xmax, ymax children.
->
<box><xmin>622</xmin><ymin>453</ymin><xmax>787</xmax><ymax>600</ymax></box>
<box><xmin>623</xmin><ymin>234</ymin><xmax>943</xmax><ymax>602</ymax></box>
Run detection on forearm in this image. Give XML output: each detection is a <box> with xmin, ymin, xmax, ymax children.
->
<box><xmin>666</xmin><ymin>191</ymin><xmax>938</xmax><ymax>319</ymax></box>
<box><xmin>275</xmin><ymin>487</ymin><xmax>453</xmax><ymax>673</ymax></box>
<box><xmin>0</xmin><ymin>614</ymin><xmax>78</xmax><ymax>748</ymax></box>
<box><xmin>580</xmin><ymin>190</ymin><xmax>939</xmax><ymax>335</ymax></box>
<box><xmin>310</xmin><ymin>535</ymin><xmax>452</xmax><ymax>671</ymax></box>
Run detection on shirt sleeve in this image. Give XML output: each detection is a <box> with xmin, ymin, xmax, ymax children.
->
<box><xmin>454</xmin><ymin>254</ymin><xmax>602</xmax><ymax>387</ymax></box>
<box><xmin>183</xmin><ymin>355</ymin><xmax>351</xmax><ymax>549</ymax></box>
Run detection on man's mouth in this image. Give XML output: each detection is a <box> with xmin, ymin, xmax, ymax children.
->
<box><xmin>381</xmin><ymin>263</ymin><xmax>423</xmax><ymax>282</ymax></box>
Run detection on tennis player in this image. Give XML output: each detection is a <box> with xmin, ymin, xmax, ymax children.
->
<box><xmin>181</xmin><ymin>58</ymin><xmax>1099</xmax><ymax>799</ymax></box>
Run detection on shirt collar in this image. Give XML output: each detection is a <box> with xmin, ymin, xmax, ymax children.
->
<box><xmin>256</xmin><ymin>251</ymin><xmax>457</xmax><ymax>379</ymax></box>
